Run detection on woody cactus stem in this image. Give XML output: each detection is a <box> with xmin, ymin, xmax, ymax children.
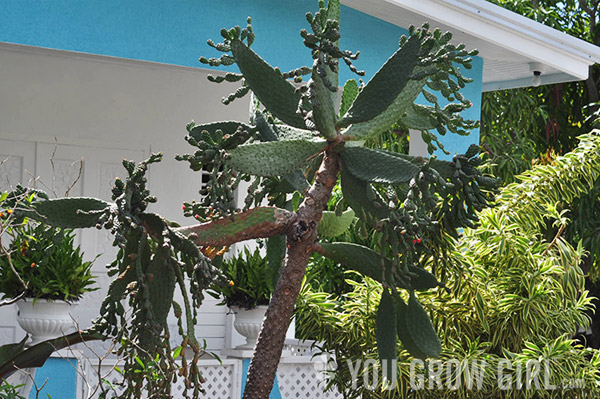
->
<box><xmin>176</xmin><ymin>206</ymin><xmax>296</xmax><ymax>247</ymax></box>
<box><xmin>243</xmin><ymin>144</ymin><xmax>340</xmax><ymax>399</ymax></box>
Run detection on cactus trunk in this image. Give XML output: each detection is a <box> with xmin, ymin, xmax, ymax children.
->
<box><xmin>242</xmin><ymin>145</ymin><xmax>340</xmax><ymax>399</ymax></box>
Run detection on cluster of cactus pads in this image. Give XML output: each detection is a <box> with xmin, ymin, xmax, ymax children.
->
<box><xmin>28</xmin><ymin>155</ymin><xmax>221</xmax><ymax>398</ymax></box>
<box><xmin>20</xmin><ymin>0</ymin><xmax>497</xmax><ymax>398</ymax></box>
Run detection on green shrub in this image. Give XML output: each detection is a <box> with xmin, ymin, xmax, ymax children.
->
<box><xmin>0</xmin><ymin>223</ymin><xmax>97</xmax><ymax>302</ymax></box>
<box><xmin>0</xmin><ymin>381</ymin><xmax>25</xmax><ymax>399</ymax></box>
<box><xmin>210</xmin><ymin>247</ymin><xmax>273</xmax><ymax>310</ymax></box>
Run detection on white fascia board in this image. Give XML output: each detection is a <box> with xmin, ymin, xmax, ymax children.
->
<box><xmin>483</xmin><ymin>72</ymin><xmax>581</xmax><ymax>92</ymax></box>
<box><xmin>364</xmin><ymin>0</ymin><xmax>600</xmax><ymax>78</ymax></box>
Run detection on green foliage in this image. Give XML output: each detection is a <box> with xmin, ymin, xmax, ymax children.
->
<box><xmin>317</xmin><ymin>209</ymin><xmax>355</xmax><ymax>239</ymax></box>
<box><xmin>297</xmin><ymin>134</ymin><xmax>600</xmax><ymax>397</ymax></box>
<box><xmin>187</xmin><ymin>121</ymin><xmax>253</xmax><ymax>151</ymax></box>
<box><xmin>0</xmin><ymin>331</ymin><xmax>102</xmax><ymax>381</ymax></box>
<box><xmin>376</xmin><ymin>289</ymin><xmax>397</xmax><ymax>379</ymax></box>
<box><xmin>340</xmin><ymin>146</ymin><xmax>420</xmax><ymax>184</ymax></box>
<box><xmin>398</xmin><ymin>292</ymin><xmax>442</xmax><ymax>359</ymax></box>
<box><xmin>480</xmin><ymin>1</ymin><xmax>599</xmax><ymax>183</ymax></box>
<box><xmin>339</xmin><ymin>79</ymin><xmax>359</xmax><ymax>117</ymax></box>
<box><xmin>210</xmin><ymin>247</ymin><xmax>273</xmax><ymax>310</ymax></box>
<box><xmin>229</xmin><ymin>33</ymin><xmax>306</xmax><ymax>128</ymax></box>
<box><xmin>341</xmin><ymin>25</ymin><xmax>479</xmax><ymax>150</ymax></box>
<box><xmin>91</xmin><ymin>155</ymin><xmax>218</xmax><ymax>399</ymax></box>
<box><xmin>341</xmin><ymin>35</ymin><xmax>420</xmax><ymax>125</ymax></box>
<box><xmin>177</xmin><ymin>121</ymin><xmax>256</xmax><ymax>220</ymax></box>
<box><xmin>0</xmin><ymin>382</ymin><xmax>25</xmax><ymax>399</ymax></box>
<box><xmin>229</xmin><ymin>140</ymin><xmax>326</xmax><ymax>176</ymax></box>
<box><xmin>0</xmin><ymin>223</ymin><xmax>96</xmax><ymax>301</ymax></box>
<box><xmin>482</xmin><ymin>1</ymin><xmax>600</xmax><ymax>282</ymax></box>
<box><xmin>24</xmin><ymin>155</ymin><xmax>220</xmax><ymax>399</ymax></box>
<box><xmin>32</xmin><ymin>197</ymin><xmax>111</xmax><ymax>229</ymax></box>
<box><xmin>495</xmin><ymin>132</ymin><xmax>600</xmax><ymax>233</ymax></box>
<box><xmin>304</xmin><ymin>254</ymin><xmax>354</xmax><ymax>296</ymax></box>
<box><xmin>480</xmin><ymin>87</ymin><xmax>546</xmax><ymax>184</ymax></box>
<box><xmin>318</xmin><ymin>242</ymin><xmax>392</xmax><ymax>285</ymax></box>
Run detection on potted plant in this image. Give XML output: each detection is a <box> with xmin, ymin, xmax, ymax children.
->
<box><xmin>0</xmin><ymin>222</ymin><xmax>97</xmax><ymax>345</ymax></box>
<box><xmin>210</xmin><ymin>246</ymin><xmax>274</xmax><ymax>349</ymax></box>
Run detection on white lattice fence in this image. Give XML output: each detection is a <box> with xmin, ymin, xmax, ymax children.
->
<box><xmin>277</xmin><ymin>358</ymin><xmax>342</xmax><ymax>399</ymax></box>
<box><xmin>193</xmin><ymin>362</ymin><xmax>239</xmax><ymax>399</ymax></box>
<box><xmin>84</xmin><ymin>359</ymin><xmax>240</xmax><ymax>399</ymax></box>
<box><xmin>81</xmin><ymin>347</ymin><xmax>341</xmax><ymax>399</ymax></box>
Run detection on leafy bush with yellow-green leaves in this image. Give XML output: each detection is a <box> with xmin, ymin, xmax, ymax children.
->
<box><xmin>297</xmin><ymin>131</ymin><xmax>600</xmax><ymax>398</ymax></box>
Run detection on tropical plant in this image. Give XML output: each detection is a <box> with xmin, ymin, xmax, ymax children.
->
<box><xmin>482</xmin><ymin>0</ymin><xmax>600</xmax><ymax>172</ymax></box>
<box><xmin>210</xmin><ymin>247</ymin><xmax>274</xmax><ymax>309</ymax></box>
<box><xmin>0</xmin><ymin>223</ymin><xmax>96</xmax><ymax>302</ymax></box>
<box><xmin>481</xmin><ymin>0</ymin><xmax>600</xmax><ymax>348</ymax></box>
<box><xmin>0</xmin><ymin>381</ymin><xmax>24</xmax><ymax>399</ymax></box>
<box><xmin>297</xmin><ymin>131</ymin><xmax>600</xmax><ymax>398</ymax></box>
<box><xmin>4</xmin><ymin>1</ymin><xmax>495</xmax><ymax>397</ymax></box>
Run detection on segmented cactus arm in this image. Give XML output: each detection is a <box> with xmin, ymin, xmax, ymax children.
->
<box><xmin>176</xmin><ymin>206</ymin><xmax>296</xmax><ymax>247</ymax></box>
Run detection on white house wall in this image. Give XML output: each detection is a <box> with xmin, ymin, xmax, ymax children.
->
<box><xmin>0</xmin><ymin>43</ymin><xmax>250</xmax><ymax>352</ymax></box>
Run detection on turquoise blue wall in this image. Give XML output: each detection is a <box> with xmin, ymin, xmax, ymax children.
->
<box><xmin>29</xmin><ymin>358</ymin><xmax>77</xmax><ymax>399</ymax></box>
<box><xmin>241</xmin><ymin>358</ymin><xmax>281</xmax><ymax>398</ymax></box>
<box><xmin>0</xmin><ymin>0</ymin><xmax>482</xmax><ymax>158</ymax></box>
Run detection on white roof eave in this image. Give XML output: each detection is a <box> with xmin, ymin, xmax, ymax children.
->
<box><xmin>342</xmin><ymin>0</ymin><xmax>600</xmax><ymax>90</ymax></box>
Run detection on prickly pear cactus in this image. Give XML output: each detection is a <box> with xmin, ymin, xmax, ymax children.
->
<box><xmin>26</xmin><ymin>1</ymin><xmax>497</xmax><ymax>397</ymax></box>
<box><xmin>184</xmin><ymin>0</ymin><xmax>496</xmax><ymax>388</ymax></box>
<box><xmin>31</xmin><ymin>155</ymin><xmax>222</xmax><ymax>399</ymax></box>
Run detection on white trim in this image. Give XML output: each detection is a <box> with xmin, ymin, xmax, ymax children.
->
<box><xmin>483</xmin><ymin>71</ymin><xmax>582</xmax><ymax>91</ymax></box>
<box><xmin>384</xmin><ymin>0</ymin><xmax>600</xmax><ymax>65</ymax></box>
<box><xmin>0</xmin><ymin>41</ymin><xmax>216</xmax><ymax>75</ymax></box>
<box><xmin>343</xmin><ymin>0</ymin><xmax>600</xmax><ymax>87</ymax></box>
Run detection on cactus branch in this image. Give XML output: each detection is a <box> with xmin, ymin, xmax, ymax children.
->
<box><xmin>176</xmin><ymin>206</ymin><xmax>296</xmax><ymax>247</ymax></box>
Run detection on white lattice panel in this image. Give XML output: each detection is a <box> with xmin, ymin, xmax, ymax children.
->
<box><xmin>50</xmin><ymin>158</ymin><xmax>85</xmax><ymax>197</ymax></box>
<box><xmin>283</xmin><ymin>339</ymin><xmax>316</xmax><ymax>357</ymax></box>
<box><xmin>0</xmin><ymin>139</ymin><xmax>36</xmax><ymax>191</ymax></box>
<box><xmin>192</xmin><ymin>363</ymin><xmax>236</xmax><ymax>399</ymax></box>
<box><xmin>85</xmin><ymin>359</ymin><xmax>238</xmax><ymax>399</ymax></box>
<box><xmin>0</xmin><ymin>155</ymin><xmax>22</xmax><ymax>190</ymax></box>
<box><xmin>277</xmin><ymin>363</ymin><xmax>343</xmax><ymax>399</ymax></box>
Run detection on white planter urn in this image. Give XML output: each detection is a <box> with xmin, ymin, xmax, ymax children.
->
<box><xmin>231</xmin><ymin>305</ymin><xmax>268</xmax><ymax>350</ymax></box>
<box><xmin>17</xmin><ymin>299</ymin><xmax>77</xmax><ymax>346</ymax></box>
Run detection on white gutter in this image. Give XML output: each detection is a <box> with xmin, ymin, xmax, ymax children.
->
<box><xmin>392</xmin><ymin>0</ymin><xmax>600</xmax><ymax>72</ymax></box>
<box><xmin>344</xmin><ymin>0</ymin><xmax>600</xmax><ymax>84</ymax></box>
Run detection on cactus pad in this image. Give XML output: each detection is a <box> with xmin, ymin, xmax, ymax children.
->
<box><xmin>340</xmin><ymin>35</ymin><xmax>420</xmax><ymax>125</ymax></box>
<box><xmin>309</xmin><ymin>73</ymin><xmax>337</xmax><ymax>139</ymax></box>
<box><xmin>339</xmin><ymin>79</ymin><xmax>359</xmax><ymax>117</ymax></box>
<box><xmin>376</xmin><ymin>289</ymin><xmax>398</xmax><ymax>379</ymax></box>
<box><xmin>179</xmin><ymin>207</ymin><xmax>295</xmax><ymax>247</ymax></box>
<box><xmin>319</xmin><ymin>242</ymin><xmax>391</xmax><ymax>283</ymax></box>
<box><xmin>341</xmin><ymin>146</ymin><xmax>420</xmax><ymax>184</ymax></box>
<box><xmin>396</xmin><ymin>292</ymin><xmax>442</xmax><ymax>359</ymax></box>
<box><xmin>229</xmin><ymin>139</ymin><xmax>325</xmax><ymax>177</ymax></box>
<box><xmin>340</xmin><ymin>166</ymin><xmax>389</xmax><ymax>224</ymax></box>
<box><xmin>33</xmin><ymin>197</ymin><xmax>112</xmax><ymax>228</ymax></box>
<box><xmin>230</xmin><ymin>39</ymin><xmax>306</xmax><ymax>128</ymax></box>
<box><xmin>317</xmin><ymin>209</ymin><xmax>355</xmax><ymax>238</ymax></box>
